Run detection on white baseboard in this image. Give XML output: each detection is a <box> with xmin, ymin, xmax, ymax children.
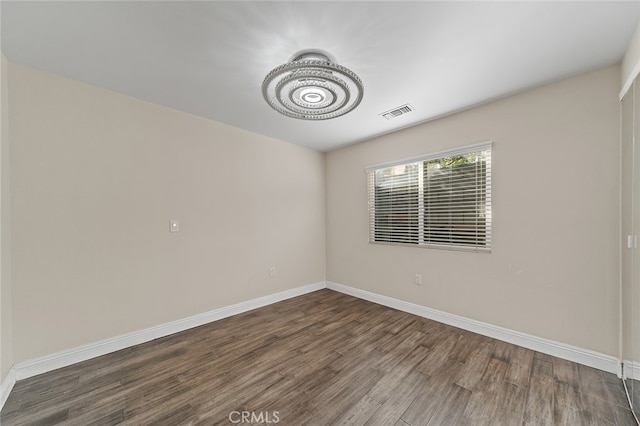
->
<box><xmin>624</xmin><ymin>360</ymin><xmax>640</xmax><ymax>381</ymax></box>
<box><xmin>327</xmin><ymin>281</ymin><xmax>621</xmax><ymax>376</ymax></box>
<box><xmin>0</xmin><ymin>365</ymin><xmax>16</xmax><ymax>410</ymax></box>
<box><xmin>12</xmin><ymin>282</ymin><xmax>325</xmax><ymax>382</ymax></box>
<box><xmin>1</xmin><ymin>280</ymin><xmax>624</xmax><ymax>413</ymax></box>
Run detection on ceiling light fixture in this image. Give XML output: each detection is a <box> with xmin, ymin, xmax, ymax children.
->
<box><xmin>262</xmin><ymin>50</ymin><xmax>364</xmax><ymax>120</ymax></box>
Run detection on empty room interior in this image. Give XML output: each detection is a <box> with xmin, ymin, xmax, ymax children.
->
<box><xmin>4</xmin><ymin>1</ymin><xmax>640</xmax><ymax>425</ymax></box>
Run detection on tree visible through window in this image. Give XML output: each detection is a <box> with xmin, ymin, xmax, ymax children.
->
<box><xmin>367</xmin><ymin>143</ymin><xmax>491</xmax><ymax>252</ymax></box>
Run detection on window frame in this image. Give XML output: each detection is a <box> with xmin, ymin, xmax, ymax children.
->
<box><xmin>366</xmin><ymin>142</ymin><xmax>492</xmax><ymax>253</ymax></box>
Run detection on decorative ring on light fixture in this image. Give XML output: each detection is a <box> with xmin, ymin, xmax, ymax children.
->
<box><xmin>262</xmin><ymin>50</ymin><xmax>364</xmax><ymax>120</ymax></box>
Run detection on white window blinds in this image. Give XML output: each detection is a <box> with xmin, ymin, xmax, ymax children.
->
<box><xmin>366</xmin><ymin>142</ymin><xmax>492</xmax><ymax>252</ymax></box>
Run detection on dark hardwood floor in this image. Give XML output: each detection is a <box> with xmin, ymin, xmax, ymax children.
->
<box><xmin>625</xmin><ymin>378</ymin><xmax>640</xmax><ymax>422</ymax></box>
<box><xmin>1</xmin><ymin>289</ymin><xmax>636</xmax><ymax>425</ymax></box>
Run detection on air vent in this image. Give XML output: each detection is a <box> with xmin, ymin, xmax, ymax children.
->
<box><xmin>380</xmin><ymin>104</ymin><xmax>414</xmax><ymax>120</ymax></box>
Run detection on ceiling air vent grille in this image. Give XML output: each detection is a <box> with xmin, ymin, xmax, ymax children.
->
<box><xmin>380</xmin><ymin>104</ymin><xmax>414</xmax><ymax>120</ymax></box>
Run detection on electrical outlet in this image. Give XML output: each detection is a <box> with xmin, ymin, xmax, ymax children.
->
<box><xmin>170</xmin><ymin>220</ymin><xmax>180</xmax><ymax>232</ymax></box>
<box><xmin>269</xmin><ymin>267</ymin><xmax>276</xmax><ymax>278</ymax></box>
<box><xmin>414</xmin><ymin>274</ymin><xmax>422</xmax><ymax>285</ymax></box>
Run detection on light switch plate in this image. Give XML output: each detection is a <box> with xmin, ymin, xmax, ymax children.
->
<box><xmin>170</xmin><ymin>220</ymin><xmax>180</xmax><ymax>232</ymax></box>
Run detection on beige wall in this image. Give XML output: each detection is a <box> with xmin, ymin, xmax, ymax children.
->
<box><xmin>327</xmin><ymin>65</ymin><xmax>621</xmax><ymax>356</ymax></box>
<box><xmin>8</xmin><ymin>62</ymin><xmax>326</xmax><ymax>363</ymax></box>
<box><xmin>0</xmin><ymin>59</ymin><xmax>624</xmax><ymax>368</ymax></box>
<box><xmin>1</xmin><ymin>53</ymin><xmax>13</xmax><ymax>380</ymax></box>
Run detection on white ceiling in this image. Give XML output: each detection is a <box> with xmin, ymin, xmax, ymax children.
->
<box><xmin>2</xmin><ymin>1</ymin><xmax>640</xmax><ymax>151</ymax></box>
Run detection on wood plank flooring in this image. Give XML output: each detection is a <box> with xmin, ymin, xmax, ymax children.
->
<box><xmin>625</xmin><ymin>378</ymin><xmax>640</xmax><ymax>422</ymax></box>
<box><xmin>1</xmin><ymin>289</ymin><xmax>636</xmax><ymax>425</ymax></box>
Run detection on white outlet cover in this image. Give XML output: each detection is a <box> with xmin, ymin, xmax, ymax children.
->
<box><xmin>170</xmin><ymin>220</ymin><xmax>180</xmax><ymax>232</ymax></box>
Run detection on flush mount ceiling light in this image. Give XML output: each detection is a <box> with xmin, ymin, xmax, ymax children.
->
<box><xmin>262</xmin><ymin>50</ymin><xmax>364</xmax><ymax>121</ymax></box>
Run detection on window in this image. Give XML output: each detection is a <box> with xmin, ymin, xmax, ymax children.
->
<box><xmin>366</xmin><ymin>142</ymin><xmax>492</xmax><ymax>252</ymax></box>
